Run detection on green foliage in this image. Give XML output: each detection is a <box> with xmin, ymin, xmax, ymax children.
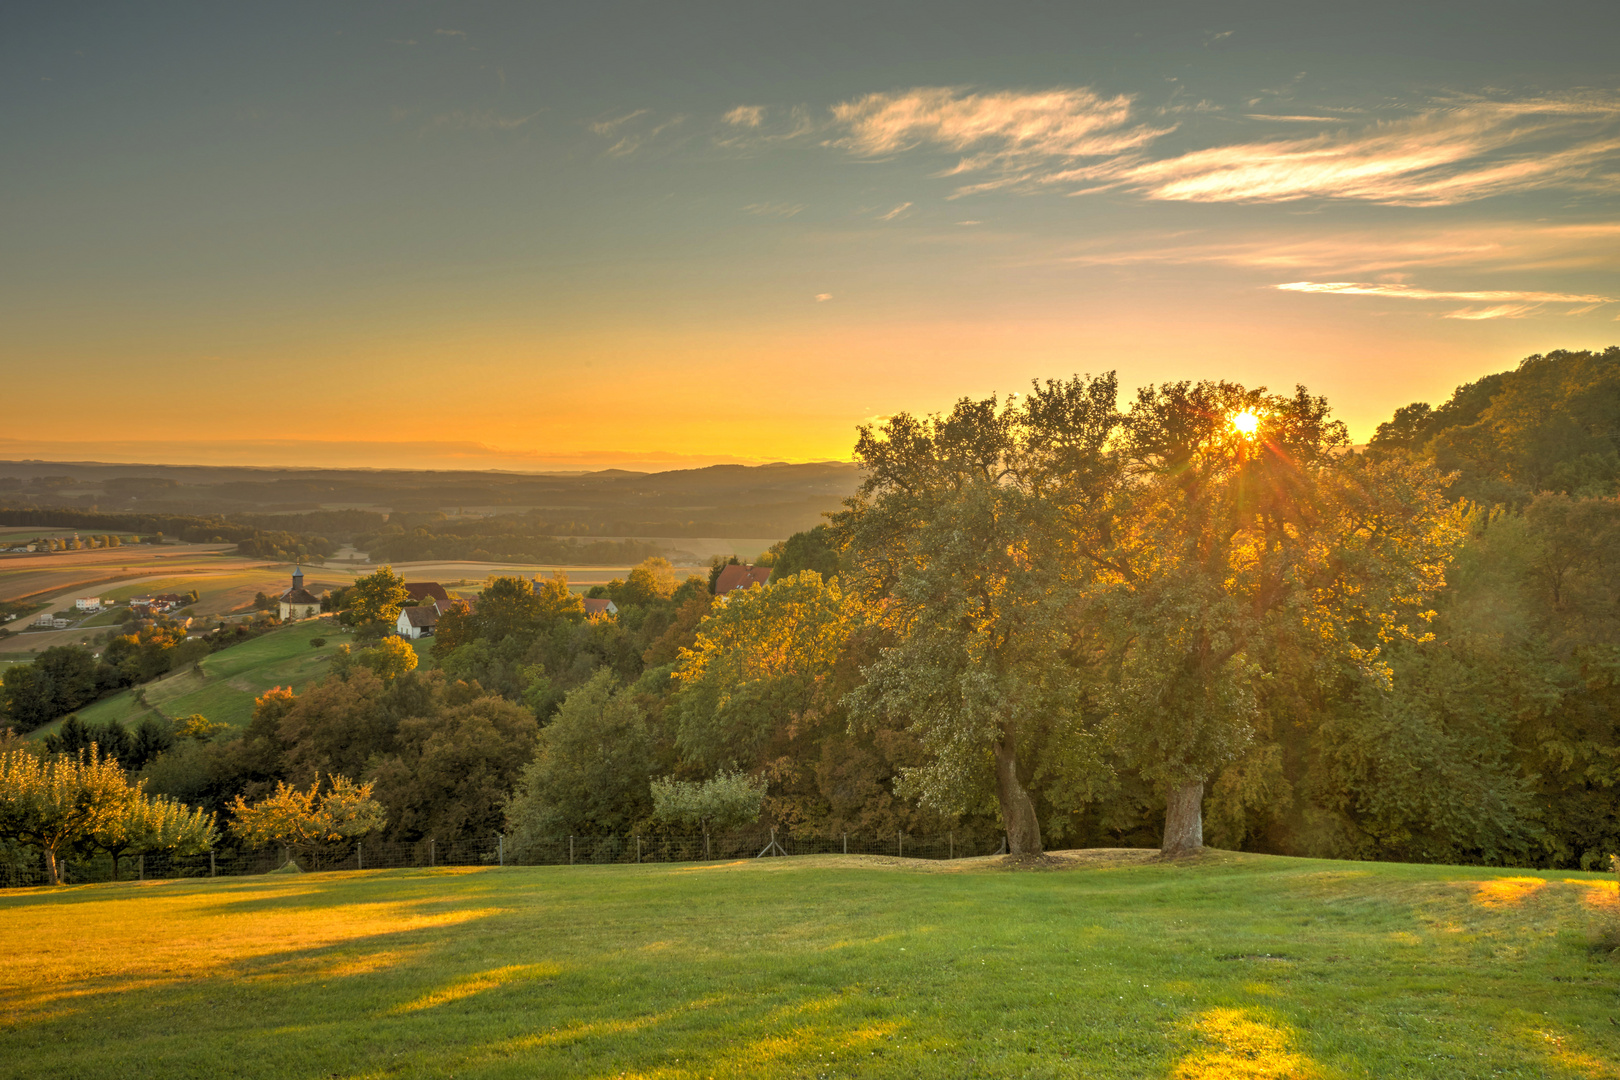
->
<box><xmin>504</xmin><ymin>670</ymin><xmax>655</xmax><ymax>849</ymax></box>
<box><xmin>369</xmin><ymin>696</ymin><xmax>540</xmax><ymax>842</ymax></box>
<box><xmin>345</xmin><ymin>565</ymin><xmax>410</xmax><ymax>639</ymax></box>
<box><xmin>0</xmin><ymin>746</ymin><xmax>143</xmax><ymax>884</ymax></box>
<box><xmin>761</xmin><ymin>524</ymin><xmax>842</xmax><ymax>580</ymax></box>
<box><xmin>650</xmin><ymin>771</ymin><xmax>766</xmax><ymax>833</ymax></box>
<box><xmin>355</xmin><ymin>636</ymin><xmax>418</xmax><ymax>681</ymax></box>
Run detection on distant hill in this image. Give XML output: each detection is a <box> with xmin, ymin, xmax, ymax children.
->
<box><xmin>0</xmin><ymin>460</ymin><xmax>864</xmax><ymax>541</ymax></box>
<box><xmin>1369</xmin><ymin>346</ymin><xmax>1620</xmax><ymax>505</ymax></box>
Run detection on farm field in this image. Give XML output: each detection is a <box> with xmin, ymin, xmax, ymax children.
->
<box><xmin>30</xmin><ymin>620</ymin><xmax>350</xmax><ymax>737</ymax></box>
<box><xmin>0</xmin><ymin>852</ymin><xmax>1615</xmax><ymax>1079</ymax></box>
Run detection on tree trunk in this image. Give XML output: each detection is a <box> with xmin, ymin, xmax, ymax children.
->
<box><xmin>43</xmin><ymin>846</ymin><xmax>61</xmax><ymax>886</ymax></box>
<box><xmin>1161</xmin><ymin>781</ymin><xmax>1205</xmax><ymax>855</ymax></box>
<box><xmin>994</xmin><ymin>737</ymin><xmax>1042</xmax><ymax>855</ymax></box>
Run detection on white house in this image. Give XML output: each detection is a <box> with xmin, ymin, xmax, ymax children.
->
<box><xmin>75</xmin><ymin>597</ymin><xmax>102</xmax><ymax>612</ymax></box>
<box><xmin>397</xmin><ymin>606</ymin><xmax>439</xmax><ymax>639</ymax></box>
<box><xmin>582</xmin><ymin>597</ymin><xmax>618</xmax><ymax>617</ymax></box>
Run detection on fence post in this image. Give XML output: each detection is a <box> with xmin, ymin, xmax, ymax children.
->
<box><xmin>358</xmin><ymin>842</ymin><xmax>363</xmax><ymax>871</ymax></box>
<box><xmin>949</xmin><ymin>831</ymin><xmax>953</xmax><ymax>860</ymax></box>
<box><xmin>843</xmin><ymin>832</ymin><xmax>847</xmax><ymax>855</ymax></box>
<box><xmin>210</xmin><ymin>850</ymin><xmax>216</xmax><ymax>877</ymax></box>
<box><xmin>498</xmin><ymin>834</ymin><xmax>504</xmax><ymax>867</ymax></box>
<box><xmin>429</xmin><ymin>839</ymin><xmax>435</xmax><ymax>868</ymax></box>
<box><xmin>897</xmin><ymin>831</ymin><xmax>902</xmax><ymax>858</ymax></box>
<box><xmin>704</xmin><ymin>830</ymin><xmax>710</xmax><ymax>860</ymax></box>
<box><xmin>636</xmin><ymin>835</ymin><xmax>641</xmax><ymax>864</ymax></box>
<box><xmin>138</xmin><ymin>853</ymin><xmax>144</xmax><ymax>881</ymax></box>
<box><xmin>569</xmin><ymin>836</ymin><xmax>574</xmax><ymax>865</ymax></box>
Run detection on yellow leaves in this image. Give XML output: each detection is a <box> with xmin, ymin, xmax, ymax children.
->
<box><xmin>229</xmin><ymin>775</ymin><xmax>386</xmax><ymax>849</ymax></box>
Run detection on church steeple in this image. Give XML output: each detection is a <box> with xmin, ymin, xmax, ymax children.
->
<box><xmin>292</xmin><ymin>565</ymin><xmax>304</xmax><ymax>589</ymax></box>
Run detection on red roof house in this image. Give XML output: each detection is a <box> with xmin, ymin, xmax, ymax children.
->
<box><xmin>714</xmin><ymin>564</ymin><xmax>772</xmax><ymax>596</ymax></box>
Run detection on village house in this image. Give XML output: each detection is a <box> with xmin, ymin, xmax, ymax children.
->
<box><xmin>404</xmin><ymin>582</ymin><xmax>454</xmax><ymax>613</ymax></box>
<box><xmin>74</xmin><ymin>597</ymin><xmax>103</xmax><ymax>612</ymax></box>
<box><xmin>130</xmin><ymin>593</ymin><xmax>188</xmax><ymax>616</ymax></box>
<box><xmin>277</xmin><ymin>566</ymin><xmax>322</xmax><ymax>621</ymax></box>
<box><xmin>397</xmin><ymin>605</ymin><xmax>439</xmax><ymax>639</ymax></box>
<box><xmin>583</xmin><ymin>597</ymin><xmax>618</xmax><ymax>617</ymax></box>
<box><xmin>714</xmin><ymin>563</ymin><xmax>772</xmax><ymax>596</ymax></box>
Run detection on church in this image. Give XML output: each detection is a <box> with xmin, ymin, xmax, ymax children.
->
<box><xmin>277</xmin><ymin>566</ymin><xmax>322</xmax><ymax>621</ymax></box>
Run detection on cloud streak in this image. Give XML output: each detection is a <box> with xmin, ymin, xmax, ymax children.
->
<box><xmin>818</xmin><ymin>87</ymin><xmax>1620</xmax><ymax>205</ymax></box>
<box><xmin>1276</xmin><ymin>280</ymin><xmax>1615</xmax><ymax>320</ymax></box>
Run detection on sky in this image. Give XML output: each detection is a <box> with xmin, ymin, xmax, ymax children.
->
<box><xmin>3</xmin><ymin>1</ymin><xmax>1618</xmax><ymax>470</ymax></box>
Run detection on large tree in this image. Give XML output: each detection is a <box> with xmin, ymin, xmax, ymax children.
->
<box><xmin>1084</xmin><ymin>381</ymin><xmax>1461</xmax><ymax>853</ymax></box>
<box><xmin>837</xmin><ymin>388</ymin><xmax>1105</xmax><ymax>855</ymax></box>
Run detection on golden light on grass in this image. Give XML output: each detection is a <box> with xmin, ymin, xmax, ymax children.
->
<box><xmin>1171</xmin><ymin>1007</ymin><xmax>1316</xmax><ymax>1079</ymax></box>
<box><xmin>1230</xmin><ymin>410</ymin><xmax>1261</xmax><ymax>437</ymax></box>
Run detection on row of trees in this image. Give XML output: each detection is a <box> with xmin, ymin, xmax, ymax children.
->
<box><xmin>0</xmin><ymin>743</ymin><xmax>215</xmax><ymax>884</ymax></box>
<box><xmin>36</xmin><ymin>350</ymin><xmax>1616</xmax><ymax>874</ymax></box>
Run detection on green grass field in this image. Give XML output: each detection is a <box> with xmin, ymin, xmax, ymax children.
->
<box><xmin>0</xmin><ymin>852</ymin><xmax>1615</xmax><ymax>1079</ymax></box>
<box><xmin>30</xmin><ymin>621</ymin><xmax>350</xmax><ymax>738</ymax></box>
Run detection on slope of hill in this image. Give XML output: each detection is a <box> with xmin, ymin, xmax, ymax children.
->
<box><xmin>0</xmin><ymin>851</ymin><xmax>1614</xmax><ymax>1078</ymax></box>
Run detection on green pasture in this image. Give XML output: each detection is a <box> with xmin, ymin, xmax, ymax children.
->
<box><xmin>31</xmin><ymin>621</ymin><xmax>349</xmax><ymax>738</ymax></box>
<box><xmin>0</xmin><ymin>852</ymin><xmax>1615</xmax><ymax>1079</ymax></box>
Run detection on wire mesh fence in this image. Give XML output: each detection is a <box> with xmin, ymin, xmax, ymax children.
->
<box><xmin>0</xmin><ymin>828</ymin><xmax>1008</xmax><ymax>887</ymax></box>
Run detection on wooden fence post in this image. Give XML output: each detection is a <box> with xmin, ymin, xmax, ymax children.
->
<box><xmin>843</xmin><ymin>832</ymin><xmax>847</xmax><ymax>855</ymax></box>
<box><xmin>429</xmin><ymin>839</ymin><xmax>435</xmax><ymax>868</ymax></box>
<box><xmin>636</xmin><ymin>835</ymin><xmax>642</xmax><ymax>864</ymax></box>
<box><xmin>138</xmin><ymin>854</ymin><xmax>144</xmax><ymax>881</ymax></box>
<box><xmin>357</xmin><ymin>842</ymin><xmax>363</xmax><ymax>871</ymax></box>
<box><xmin>210</xmin><ymin>850</ymin><xmax>216</xmax><ymax>877</ymax></box>
<box><xmin>569</xmin><ymin>835</ymin><xmax>574</xmax><ymax>865</ymax></box>
<box><xmin>897</xmin><ymin>831</ymin><xmax>902</xmax><ymax>858</ymax></box>
<box><xmin>498</xmin><ymin>834</ymin><xmax>504</xmax><ymax>867</ymax></box>
<box><xmin>949</xmin><ymin>831</ymin><xmax>954</xmax><ymax>860</ymax></box>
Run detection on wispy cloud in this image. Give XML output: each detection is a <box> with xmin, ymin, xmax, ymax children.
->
<box><xmin>877</xmin><ymin>201</ymin><xmax>913</xmax><ymax>221</ymax></box>
<box><xmin>590</xmin><ymin>109</ymin><xmax>684</xmax><ymax>156</ymax></box>
<box><xmin>724</xmin><ymin>105</ymin><xmax>765</xmax><ymax>128</ymax></box>
<box><xmin>814</xmin><ymin>293</ymin><xmax>834</xmax><ymax>302</ymax></box>
<box><xmin>1057</xmin><ymin>222</ymin><xmax>1620</xmax><ymax>274</ymax></box>
<box><xmin>423</xmin><ymin>109</ymin><xmax>544</xmax><ymax>133</ymax></box>
<box><xmin>1276</xmin><ymin>279</ymin><xmax>1615</xmax><ymax>319</ymax></box>
<box><xmin>433</xmin><ymin>29</ymin><xmax>465</xmax><ymax>37</ymax></box>
<box><xmin>828</xmin><ymin>87</ymin><xmax>1173</xmax><ymax>194</ymax></box>
<box><xmin>815</xmin><ymin>87</ymin><xmax>1620</xmax><ymax>206</ymax></box>
<box><xmin>1275</xmin><ymin>281</ymin><xmax>1613</xmax><ymax>303</ymax></box>
<box><xmin>743</xmin><ymin>202</ymin><xmax>804</xmax><ymax>217</ymax></box>
<box><xmin>1088</xmin><ymin>95</ymin><xmax>1620</xmax><ymax>205</ymax></box>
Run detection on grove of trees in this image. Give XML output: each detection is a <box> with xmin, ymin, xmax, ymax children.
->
<box><xmin>5</xmin><ymin>348</ymin><xmax>1619</xmax><ymax>877</ymax></box>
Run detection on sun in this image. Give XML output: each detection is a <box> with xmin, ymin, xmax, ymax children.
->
<box><xmin>1230</xmin><ymin>410</ymin><xmax>1260</xmax><ymax>437</ymax></box>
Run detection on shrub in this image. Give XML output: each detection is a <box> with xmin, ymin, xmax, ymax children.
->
<box><xmin>310</xmin><ymin>637</ymin><xmax>327</xmax><ymax>649</ymax></box>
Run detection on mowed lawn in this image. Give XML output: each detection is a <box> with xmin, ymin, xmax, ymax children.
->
<box><xmin>32</xmin><ymin>621</ymin><xmax>353</xmax><ymax>738</ymax></box>
<box><xmin>0</xmin><ymin>853</ymin><xmax>1616</xmax><ymax>1079</ymax></box>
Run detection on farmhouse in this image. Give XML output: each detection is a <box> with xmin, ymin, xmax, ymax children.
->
<box><xmin>130</xmin><ymin>594</ymin><xmax>187</xmax><ymax>616</ymax></box>
<box><xmin>277</xmin><ymin>566</ymin><xmax>322</xmax><ymax>621</ymax></box>
<box><xmin>714</xmin><ymin>563</ymin><xmax>772</xmax><ymax>596</ymax></box>
<box><xmin>404</xmin><ymin>582</ymin><xmax>453</xmax><ymax>613</ymax></box>
<box><xmin>583</xmin><ymin>597</ymin><xmax>618</xmax><ymax>617</ymax></box>
<box><xmin>74</xmin><ymin>597</ymin><xmax>103</xmax><ymax>612</ymax></box>
<box><xmin>397</xmin><ymin>606</ymin><xmax>439</xmax><ymax>639</ymax></box>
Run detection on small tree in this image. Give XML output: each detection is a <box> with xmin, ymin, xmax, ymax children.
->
<box><xmin>87</xmin><ymin>787</ymin><xmax>216</xmax><ymax>880</ymax></box>
<box><xmin>356</xmin><ymin>636</ymin><xmax>418</xmax><ymax>681</ymax></box>
<box><xmin>228</xmin><ymin>776</ymin><xmax>386</xmax><ymax>865</ymax></box>
<box><xmin>0</xmin><ymin>746</ymin><xmax>130</xmax><ymax>884</ymax></box>
<box><xmin>651</xmin><ymin>772</ymin><xmax>766</xmax><ymax>837</ymax></box>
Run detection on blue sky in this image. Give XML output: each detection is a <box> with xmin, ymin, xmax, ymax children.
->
<box><xmin>3</xmin><ymin>2</ymin><xmax>1618</xmax><ymax>468</ymax></box>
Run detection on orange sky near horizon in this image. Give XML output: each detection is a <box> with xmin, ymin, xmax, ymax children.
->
<box><xmin>3</xmin><ymin>5</ymin><xmax>1617</xmax><ymax>472</ymax></box>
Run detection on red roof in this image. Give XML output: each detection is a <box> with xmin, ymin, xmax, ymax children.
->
<box><xmin>714</xmin><ymin>564</ymin><xmax>772</xmax><ymax>596</ymax></box>
<box><xmin>582</xmin><ymin>597</ymin><xmax>616</xmax><ymax>616</ymax></box>
<box><xmin>404</xmin><ymin>582</ymin><xmax>452</xmax><ymax>607</ymax></box>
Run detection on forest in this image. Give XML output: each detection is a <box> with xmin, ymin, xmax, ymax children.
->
<box><xmin>5</xmin><ymin>348</ymin><xmax>1620</xmax><ymax>877</ymax></box>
